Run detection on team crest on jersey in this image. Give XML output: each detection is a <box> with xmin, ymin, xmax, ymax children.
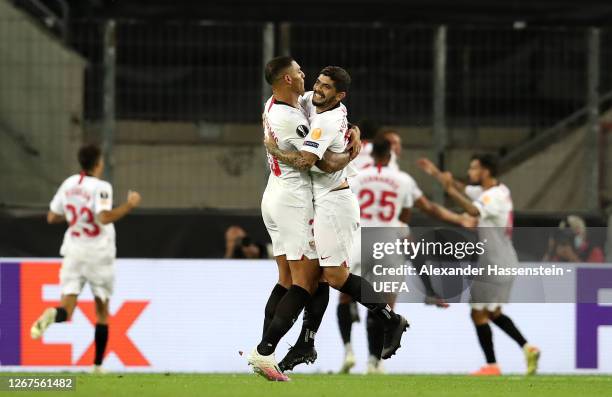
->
<box><xmin>312</xmin><ymin>128</ymin><xmax>322</xmax><ymax>140</ymax></box>
<box><xmin>296</xmin><ymin>125</ymin><xmax>309</xmax><ymax>138</ymax></box>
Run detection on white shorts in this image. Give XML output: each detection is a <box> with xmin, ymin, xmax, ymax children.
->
<box><xmin>261</xmin><ymin>178</ymin><xmax>317</xmax><ymax>261</ymax></box>
<box><xmin>469</xmin><ymin>277</ymin><xmax>514</xmax><ymax>311</ymax></box>
<box><xmin>313</xmin><ymin>188</ymin><xmax>360</xmax><ymax>267</ymax></box>
<box><xmin>60</xmin><ymin>254</ymin><xmax>115</xmax><ymax>301</ymax></box>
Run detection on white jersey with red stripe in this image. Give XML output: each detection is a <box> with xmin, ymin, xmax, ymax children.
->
<box><xmin>299</xmin><ymin>92</ymin><xmax>352</xmax><ymax>200</ymax></box>
<box><xmin>49</xmin><ymin>174</ymin><xmax>116</xmax><ymax>258</ymax></box>
<box><xmin>262</xmin><ymin>96</ymin><xmax>312</xmax><ymax>205</ymax></box>
<box><xmin>350</xmin><ymin>164</ymin><xmax>423</xmax><ymax>227</ymax></box>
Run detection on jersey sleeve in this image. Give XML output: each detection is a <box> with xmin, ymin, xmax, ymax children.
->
<box><xmin>49</xmin><ymin>184</ymin><xmax>65</xmax><ymax>215</ymax></box>
<box><xmin>301</xmin><ymin>115</ymin><xmax>341</xmax><ymax>159</ymax></box>
<box><xmin>465</xmin><ymin>185</ymin><xmax>483</xmax><ymax>201</ymax></box>
<box><xmin>403</xmin><ymin>174</ymin><xmax>423</xmax><ymax>208</ymax></box>
<box><xmin>473</xmin><ymin>189</ymin><xmax>504</xmax><ymax>220</ymax></box>
<box><xmin>284</xmin><ymin>117</ymin><xmax>310</xmax><ymax>151</ymax></box>
<box><xmin>94</xmin><ymin>182</ymin><xmax>113</xmax><ymax>214</ymax></box>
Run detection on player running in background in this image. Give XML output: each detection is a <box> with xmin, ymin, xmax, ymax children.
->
<box><xmin>30</xmin><ymin>144</ymin><xmax>141</xmax><ymax>373</ymax></box>
<box><xmin>249</xmin><ymin>56</ymin><xmax>358</xmax><ymax>381</ymax></box>
<box><xmin>343</xmin><ymin>137</ymin><xmax>474</xmax><ymax>374</ymax></box>
<box><xmin>261</xmin><ymin>66</ymin><xmax>408</xmax><ymax>379</ymax></box>
<box><xmin>417</xmin><ymin>154</ymin><xmax>541</xmax><ymax>376</ymax></box>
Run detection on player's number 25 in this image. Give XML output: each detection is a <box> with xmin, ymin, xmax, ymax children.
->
<box><xmin>359</xmin><ymin>189</ymin><xmax>397</xmax><ymax>222</ymax></box>
<box><xmin>66</xmin><ymin>204</ymin><xmax>101</xmax><ymax>237</ymax></box>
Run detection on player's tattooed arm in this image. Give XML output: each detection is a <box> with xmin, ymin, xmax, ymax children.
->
<box><xmin>316</xmin><ymin>150</ymin><xmax>351</xmax><ymax>173</ymax></box>
<box><xmin>263</xmin><ymin>134</ymin><xmax>317</xmax><ymax>171</ymax></box>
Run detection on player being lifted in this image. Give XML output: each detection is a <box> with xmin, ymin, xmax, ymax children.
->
<box><xmin>249</xmin><ymin>56</ymin><xmax>359</xmax><ymax>381</ymax></box>
<box><xmin>417</xmin><ymin>154</ymin><xmax>541</xmax><ymax>376</ymax></box>
<box><xmin>340</xmin><ymin>136</ymin><xmax>474</xmax><ymax>374</ymax></box>
<box><xmin>258</xmin><ymin>66</ymin><xmax>408</xmax><ymax>380</ymax></box>
<box><xmin>30</xmin><ymin>144</ymin><xmax>141</xmax><ymax>373</ymax></box>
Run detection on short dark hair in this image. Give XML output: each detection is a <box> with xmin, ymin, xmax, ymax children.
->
<box><xmin>357</xmin><ymin>119</ymin><xmax>380</xmax><ymax>140</ymax></box>
<box><xmin>319</xmin><ymin>66</ymin><xmax>351</xmax><ymax>93</ymax></box>
<box><xmin>471</xmin><ymin>153</ymin><xmax>498</xmax><ymax>177</ymax></box>
<box><xmin>78</xmin><ymin>144</ymin><xmax>102</xmax><ymax>172</ymax></box>
<box><xmin>264</xmin><ymin>56</ymin><xmax>294</xmax><ymax>85</ymax></box>
<box><xmin>371</xmin><ymin>136</ymin><xmax>391</xmax><ymax>160</ymax></box>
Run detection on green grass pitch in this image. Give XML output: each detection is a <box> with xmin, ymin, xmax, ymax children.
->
<box><xmin>2</xmin><ymin>373</ymin><xmax>611</xmax><ymax>397</ymax></box>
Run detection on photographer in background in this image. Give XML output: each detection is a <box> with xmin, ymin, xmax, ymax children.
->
<box><xmin>224</xmin><ymin>225</ymin><xmax>269</xmax><ymax>259</ymax></box>
<box><xmin>543</xmin><ymin>215</ymin><xmax>604</xmax><ymax>263</ymax></box>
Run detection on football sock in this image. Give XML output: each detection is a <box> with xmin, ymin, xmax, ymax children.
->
<box><xmin>257</xmin><ymin>285</ymin><xmax>310</xmax><ymax>356</ymax></box>
<box><xmin>492</xmin><ymin>314</ymin><xmax>527</xmax><ymax>347</ymax></box>
<box><xmin>262</xmin><ymin>284</ymin><xmax>288</xmax><ymax>337</ymax></box>
<box><xmin>295</xmin><ymin>282</ymin><xmax>329</xmax><ymax>347</ymax></box>
<box><xmin>339</xmin><ymin>273</ymin><xmax>399</xmax><ymax>328</ymax></box>
<box><xmin>475</xmin><ymin>323</ymin><xmax>496</xmax><ymax>364</ymax></box>
<box><xmin>337</xmin><ymin>302</ymin><xmax>353</xmax><ymax>344</ymax></box>
<box><xmin>366</xmin><ymin>311</ymin><xmax>384</xmax><ymax>359</ymax></box>
<box><xmin>55</xmin><ymin>307</ymin><xmax>68</xmax><ymax>323</ymax></box>
<box><xmin>94</xmin><ymin>324</ymin><xmax>109</xmax><ymax>365</ymax></box>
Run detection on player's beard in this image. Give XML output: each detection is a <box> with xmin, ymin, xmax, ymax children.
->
<box><xmin>312</xmin><ymin>91</ymin><xmax>333</xmax><ymax>107</ymax></box>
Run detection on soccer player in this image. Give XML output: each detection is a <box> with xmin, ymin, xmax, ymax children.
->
<box><xmin>261</xmin><ymin>66</ymin><xmax>409</xmax><ymax>378</ymax></box>
<box><xmin>347</xmin><ymin>137</ymin><xmax>473</xmax><ymax>373</ymax></box>
<box><xmin>249</xmin><ymin>56</ymin><xmax>359</xmax><ymax>381</ymax></box>
<box><xmin>417</xmin><ymin>154</ymin><xmax>541</xmax><ymax>376</ymax></box>
<box><xmin>30</xmin><ymin>144</ymin><xmax>141</xmax><ymax>373</ymax></box>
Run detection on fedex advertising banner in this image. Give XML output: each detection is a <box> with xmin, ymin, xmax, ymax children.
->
<box><xmin>1</xmin><ymin>258</ymin><xmax>611</xmax><ymax>373</ymax></box>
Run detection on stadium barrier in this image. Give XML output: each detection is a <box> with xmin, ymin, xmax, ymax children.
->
<box><xmin>1</xmin><ymin>258</ymin><xmax>611</xmax><ymax>374</ymax></box>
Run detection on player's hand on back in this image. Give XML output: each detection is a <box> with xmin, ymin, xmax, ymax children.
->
<box><xmin>346</xmin><ymin>126</ymin><xmax>361</xmax><ymax>160</ymax></box>
<box><xmin>127</xmin><ymin>190</ymin><xmax>142</xmax><ymax>208</ymax></box>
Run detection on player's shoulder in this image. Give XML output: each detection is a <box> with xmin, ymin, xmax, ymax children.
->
<box><xmin>96</xmin><ymin>179</ymin><xmax>113</xmax><ymax>191</ymax></box>
<box><xmin>58</xmin><ymin>174</ymin><xmax>80</xmax><ymax>190</ymax></box>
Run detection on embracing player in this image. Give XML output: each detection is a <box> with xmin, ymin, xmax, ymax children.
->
<box><xmin>418</xmin><ymin>154</ymin><xmax>540</xmax><ymax>376</ymax></box>
<box><xmin>248</xmin><ymin>56</ymin><xmax>358</xmax><ymax>381</ymax></box>
<box><xmin>30</xmin><ymin>144</ymin><xmax>141</xmax><ymax>373</ymax></box>
<box><xmin>259</xmin><ymin>66</ymin><xmax>409</xmax><ymax>379</ymax></box>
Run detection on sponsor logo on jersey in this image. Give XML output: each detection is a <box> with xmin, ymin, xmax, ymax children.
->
<box><xmin>296</xmin><ymin>125</ymin><xmax>309</xmax><ymax>138</ymax></box>
<box><xmin>304</xmin><ymin>141</ymin><xmax>319</xmax><ymax>148</ymax></box>
<box><xmin>312</xmin><ymin>128</ymin><xmax>322</xmax><ymax>140</ymax></box>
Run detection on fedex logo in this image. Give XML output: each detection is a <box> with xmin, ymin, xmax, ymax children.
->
<box><xmin>0</xmin><ymin>261</ymin><xmax>149</xmax><ymax>366</ymax></box>
<box><xmin>576</xmin><ymin>268</ymin><xmax>612</xmax><ymax>369</ymax></box>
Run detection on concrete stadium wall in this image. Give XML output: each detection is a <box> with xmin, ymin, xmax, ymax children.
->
<box><xmin>0</xmin><ymin>0</ymin><xmax>85</xmax><ymax>206</ymax></box>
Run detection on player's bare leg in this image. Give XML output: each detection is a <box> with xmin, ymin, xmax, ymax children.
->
<box><xmin>92</xmin><ymin>296</ymin><xmax>110</xmax><ymax>374</ymax></box>
<box><xmin>337</xmin><ymin>292</ymin><xmax>357</xmax><ymax>373</ymax></box>
<box><xmin>30</xmin><ymin>294</ymin><xmax>77</xmax><ymax>340</ymax></box>
<box><xmin>262</xmin><ymin>255</ymin><xmax>292</xmax><ymax>337</ymax></box>
<box><xmin>323</xmin><ymin>266</ymin><xmax>409</xmax><ymax>360</ymax></box>
<box><xmin>470</xmin><ymin>309</ymin><xmax>501</xmax><ymax>376</ymax></box>
<box><xmin>249</xmin><ymin>258</ymin><xmax>319</xmax><ymax>381</ymax></box>
<box><xmin>488</xmin><ymin>307</ymin><xmax>540</xmax><ymax>375</ymax></box>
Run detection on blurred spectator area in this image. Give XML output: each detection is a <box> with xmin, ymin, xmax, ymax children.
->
<box><xmin>0</xmin><ymin>0</ymin><xmax>612</xmax><ymax>212</ymax></box>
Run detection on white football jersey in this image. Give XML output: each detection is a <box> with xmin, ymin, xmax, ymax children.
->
<box><xmin>465</xmin><ymin>183</ymin><xmax>518</xmax><ymax>267</ymax></box>
<box><xmin>263</xmin><ymin>96</ymin><xmax>312</xmax><ymax>192</ymax></box>
<box><xmin>350</xmin><ymin>165</ymin><xmax>423</xmax><ymax>227</ymax></box>
<box><xmin>300</xmin><ymin>92</ymin><xmax>351</xmax><ymax>199</ymax></box>
<box><xmin>49</xmin><ymin>174</ymin><xmax>116</xmax><ymax>258</ymax></box>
